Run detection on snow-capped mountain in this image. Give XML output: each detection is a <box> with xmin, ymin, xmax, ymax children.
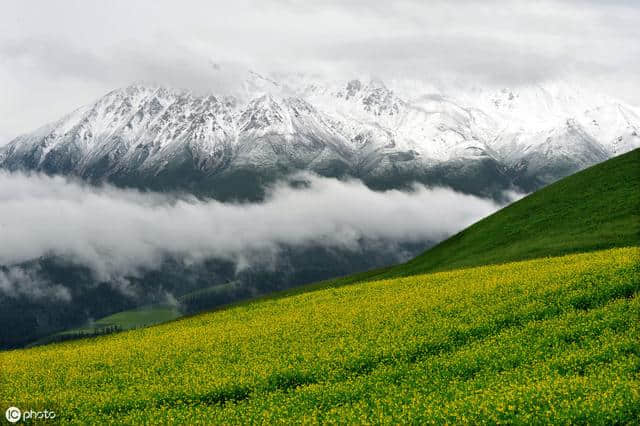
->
<box><xmin>1</xmin><ymin>74</ymin><xmax>638</xmax><ymax>199</ymax></box>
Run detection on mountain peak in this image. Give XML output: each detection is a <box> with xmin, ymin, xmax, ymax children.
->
<box><xmin>238</xmin><ymin>94</ymin><xmax>289</xmax><ymax>133</ymax></box>
<box><xmin>1</xmin><ymin>75</ymin><xmax>639</xmax><ymax>197</ymax></box>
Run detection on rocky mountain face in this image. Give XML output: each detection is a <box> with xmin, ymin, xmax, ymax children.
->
<box><xmin>1</xmin><ymin>75</ymin><xmax>638</xmax><ymax>199</ymax></box>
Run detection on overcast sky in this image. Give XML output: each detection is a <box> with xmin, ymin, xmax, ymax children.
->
<box><xmin>1</xmin><ymin>0</ymin><xmax>638</xmax><ymax>144</ymax></box>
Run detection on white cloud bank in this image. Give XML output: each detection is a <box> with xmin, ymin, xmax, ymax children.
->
<box><xmin>0</xmin><ymin>172</ymin><xmax>503</xmax><ymax>292</ymax></box>
<box><xmin>2</xmin><ymin>0</ymin><xmax>639</xmax><ymax>142</ymax></box>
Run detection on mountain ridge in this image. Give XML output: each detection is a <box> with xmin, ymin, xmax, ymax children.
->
<box><xmin>1</xmin><ymin>76</ymin><xmax>638</xmax><ymax>199</ymax></box>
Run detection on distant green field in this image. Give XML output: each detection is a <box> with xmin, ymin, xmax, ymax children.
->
<box><xmin>2</xmin><ymin>150</ymin><xmax>638</xmax><ymax>423</ymax></box>
<box><xmin>94</xmin><ymin>304</ymin><xmax>182</xmax><ymax>329</ymax></box>
<box><xmin>32</xmin><ymin>282</ymin><xmax>241</xmax><ymax>346</ymax></box>
<box><xmin>29</xmin><ymin>304</ymin><xmax>182</xmax><ymax>347</ymax></box>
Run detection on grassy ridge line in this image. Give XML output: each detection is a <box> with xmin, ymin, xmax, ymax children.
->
<box><xmin>396</xmin><ymin>147</ymin><xmax>640</xmax><ymax>276</ymax></box>
<box><xmin>1</xmin><ymin>247</ymin><xmax>638</xmax><ymax>423</ymax></box>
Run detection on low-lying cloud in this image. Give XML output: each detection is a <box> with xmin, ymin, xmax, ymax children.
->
<box><xmin>0</xmin><ymin>265</ymin><xmax>71</xmax><ymax>301</ymax></box>
<box><xmin>0</xmin><ymin>172</ymin><xmax>504</xmax><ymax>298</ymax></box>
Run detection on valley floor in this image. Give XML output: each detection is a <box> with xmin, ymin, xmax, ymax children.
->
<box><xmin>1</xmin><ymin>247</ymin><xmax>638</xmax><ymax>423</ymax></box>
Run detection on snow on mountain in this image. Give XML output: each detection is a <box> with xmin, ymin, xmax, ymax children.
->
<box><xmin>577</xmin><ymin>103</ymin><xmax>640</xmax><ymax>155</ymax></box>
<box><xmin>1</xmin><ymin>73</ymin><xmax>638</xmax><ymax>198</ymax></box>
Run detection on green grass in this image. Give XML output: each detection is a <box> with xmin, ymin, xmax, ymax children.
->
<box><xmin>28</xmin><ymin>304</ymin><xmax>182</xmax><ymax>347</ymax></box>
<box><xmin>396</xmin><ymin>148</ymin><xmax>640</xmax><ymax>275</ymax></box>
<box><xmin>33</xmin><ymin>283</ymin><xmax>239</xmax><ymax>345</ymax></box>
<box><xmin>88</xmin><ymin>304</ymin><xmax>182</xmax><ymax>330</ymax></box>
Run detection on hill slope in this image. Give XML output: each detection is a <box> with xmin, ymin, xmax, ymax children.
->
<box><xmin>317</xmin><ymin>148</ymin><xmax>639</xmax><ymax>287</ymax></box>
<box><xmin>250</xmin><ymin>148</ymin><xmax>639</xmax><ymax>296</ymax></box>
<box><xmin>398</xmin><ymin>147</ymin><xmax>640</xmax><ymax>275</ymax></box>
<box><xmin>1</xmin><ymin>248</ymin><xmax>638</xmax><ymax>423</ymax></box>
<box><xmin>1</xmin><ymin>150</ymin><xmax>638</xmax><ymax>423</ymax></box>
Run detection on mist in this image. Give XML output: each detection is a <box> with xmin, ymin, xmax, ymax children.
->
<box><xmin>0</xmin><ymin>265</ymin><xmax>71</xmax><ymax>301</ymax></box>
<box><xmin>0</xmin><ymin>172</ymin><xmax>504</xmax><ymax>299</ymax></box>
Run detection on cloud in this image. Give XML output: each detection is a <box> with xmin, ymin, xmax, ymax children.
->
<box><xmin>1</xmin><ymin>0</ymin><xmax>639</xmax><ymax>141</ymax></box>
<box><xmin>0</xmin><ymin>172</ymin><xmax>502</xmax><ymax>295</ymax></box>
<box><xmin>0</xmin><ymin>266</ymin><xmax>71</xmax><ymax>301</ymax></box>
<box><xmin>0</xmin><ymin>38</ymin><xmax>249</xmax><ymax>96</ymax></box>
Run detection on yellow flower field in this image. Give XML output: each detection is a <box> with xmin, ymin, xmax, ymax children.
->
<box><xmin>1</xmin><ymin>247</ymin><xmax>639</xmax><ymax>423</ymax></box>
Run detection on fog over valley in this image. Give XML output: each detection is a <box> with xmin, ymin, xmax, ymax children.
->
<box><xmin>0</xmin><ymin>171</ymin><xmax>503</xmax><ymax>300</ymax></box>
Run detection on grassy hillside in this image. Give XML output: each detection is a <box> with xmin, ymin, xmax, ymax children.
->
<box><xmin>1</xmin><ymin>150</ymin><xmax>638</xmax><ymax>423</ymax></box>
<box><xmin>1</xmin><ymin>248</ymin><xmax>638</xmax><ymax>423</ymax></box>
<box><xmin>394</xmin><ymin>148</ymin><xmax>640</xmax><ymax>275</ymax></box>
